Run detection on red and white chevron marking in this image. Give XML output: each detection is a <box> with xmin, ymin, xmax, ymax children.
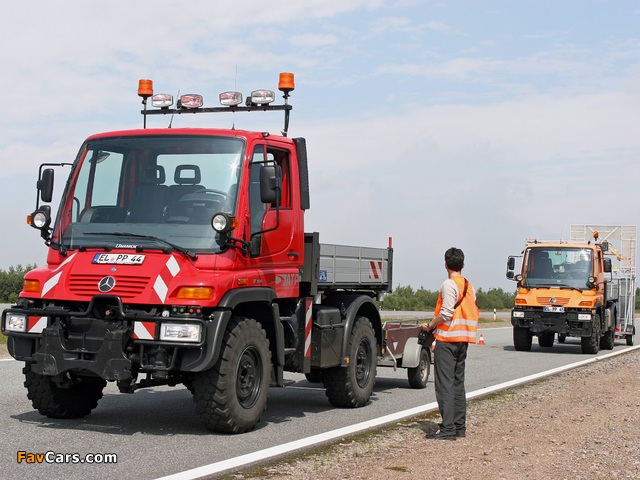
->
<box><xmin>27</xmin><ymin>316</ymin><xmax>47</xmax><ymax>333</ymax></box>
<box><xmin>153</xmin><ymin>256</ymin><xmax>181</xmax><ymax>303</ymax></box>
<box><xmin>133</xmin><ymin>321</ymin><xmax>156</xmax><ymax>340</ymax></box>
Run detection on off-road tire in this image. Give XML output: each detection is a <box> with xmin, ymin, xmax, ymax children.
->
<box><xmin>600</xmin><ymin>327</ymin><xmax>615</xmax><ymax>350</ymax></box>
<box><xmin>193</xmin><ymin>317</ymin><xmax>271</xmax><ymax>433</ymax></box>
<box><xmin>513</xmin><ymin>327</ymin><xmax>532</xmax><ymax>351</ymax></box>
<box><xmin>305</xmin><ymin>370</ymin><xmax>323</xmax><ymax>383</ymax></box>
<box><xmin>538</xmin><ymin>331</ymin><xmax>555</xmax><ymax>348</ymax></box>
<box><xmin>581</xmin><ymin>316</ymin><xmax>600</xmax><ymax>354</ymax></box>
<box><xmin>407</xmin><ymin>347</ymin><xmax>430</xmax><ymax>389</ymax></box>
<box><xmin>23</xmin><ymin>363</ymin><xmax>106</xmax><ymax>419</ymax></box>
<box><xmin>322</xmin><ymin>316</ymin><xmax>377</xmax><ymax>408</ymax></box>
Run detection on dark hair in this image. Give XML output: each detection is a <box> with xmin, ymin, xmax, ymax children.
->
<box><xmin>445</xmin><ymin>247</ymin><xmax>464</xmax><ymax>272</ymax></box>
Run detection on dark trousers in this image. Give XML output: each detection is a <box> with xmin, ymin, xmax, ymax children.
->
<box><xmin>434</xmin><ymin>340</ymin><xmax>468</xmax><ymax>435</ymax></box>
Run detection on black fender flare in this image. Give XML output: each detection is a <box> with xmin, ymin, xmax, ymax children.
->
<box><xmin>179</xmin><ymin>288</ymin><xmax>282</xmax><ymax>373</ymax></box>
<box><xmin>323</xmin><ymin>292</ymin><xmax>382</xmax><ymax>366</ymax></box>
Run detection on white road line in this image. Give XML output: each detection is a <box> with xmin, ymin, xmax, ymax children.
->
<box><xmin>155</xmin><ymin>344</ymin><xmax>640</xmax><ymax>480</ymax></box>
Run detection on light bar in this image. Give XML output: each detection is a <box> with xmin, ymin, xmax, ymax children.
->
<box><xmin>179</xmin><ymin>94</ymin><xmax>204</xmax><ymax>109</ymax></box>
<box><xmin>250</xmin><ymin>90</ymin><xmax>275</xmax><ymax>105</ymax></box>
<box><xmin>219</xmin><ymin>91</ymin><xmax>243</xmax><ymax>106</ymax></box>
<box><xmin>152</xmin><ymin>93</ymin><xmax>174</xmax><ymax>108</ymax></box>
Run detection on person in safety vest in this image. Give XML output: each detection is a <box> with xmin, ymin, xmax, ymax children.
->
<box><xmin>420</xmin><ymin>247</ymin><xmax>479</xmax><ymax>440</ymax></box>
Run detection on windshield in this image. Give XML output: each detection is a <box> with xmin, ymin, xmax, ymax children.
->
<box><xmin>524</xmin><ymin>247</ymin><xmax>594</xmax><ymax>289</ymax></box>
<box><xmin>54</xmin><ymin>134</ymin><xmax>244</xmax><ymax>253</ymax></box>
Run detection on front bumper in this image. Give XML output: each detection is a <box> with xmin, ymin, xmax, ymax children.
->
<box><xmin>511</xmin><ymin>309</ymin><xmax>594</xmax><ymax>337</ymax></box>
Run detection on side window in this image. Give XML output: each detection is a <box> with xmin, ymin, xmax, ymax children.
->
<box><xmin>270</xmin><ymin>148</ymin><xmax>291</xmax><ymax>208</ymax></box>
<box><xmin>249</xmin><ymin>146</ymin><xmax>266</xmax><ymax>235</ymax></box>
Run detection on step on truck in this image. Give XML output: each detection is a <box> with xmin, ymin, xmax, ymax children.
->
<box><xmin>506</xmin><ymin>225</ymin><xmax>636</xmax><ymax>354</ymax></box>
<box><xmin>1</xmin><ymin>73</ymin><xmax>428</xmax><ymax>433</ymax></box>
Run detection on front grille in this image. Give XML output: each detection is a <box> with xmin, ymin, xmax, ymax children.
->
<box><xmin>69</xmin><ymin>274</ymin><xmax>150</xmax><ymax>298</ymax></box>
<box><xmin>536</xmin><ymin>296</ymin><xmax>570</xmax><ymax>306</ymax></box>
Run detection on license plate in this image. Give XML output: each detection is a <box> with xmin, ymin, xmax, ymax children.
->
<box><xmin>92</xmin><ymin>253</ymin><xmax>146</xmax><ymax>265</ymax></box>
<box><xmin>543</xmin><ymin>305</ymin><xmax>564</xmax><ymax>313</ymax></box>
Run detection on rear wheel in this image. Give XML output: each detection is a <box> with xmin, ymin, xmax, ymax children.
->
<box><xmin>538</xmin><ymin>332</ymin><xmax>555</xmax><ymax>348</ymax></box>
<box><xmin>407</xmin><ymin>348</ymin><xmax>430</xmax><ymax>389</ymax></box>
<box><xmin>600</xmin><ymin>327</ymin><xmax>615</xmax><ymax>350</ymax></box>
<box><xmin>193</xmin><ymin>317</ymin><xmax>271</xmax><ymax>433</ymax></box>
<box><xmin>558</xmin><ymin>333</ymin><xmax>567</xmax><ymax>343</ymax></box>
<box><xmin>581</xmin><ymin>316</ymin><xmax>600</xmax><ymax>354</ymax></box>
<box><xmin>513</xmin><ymin>327</ymin><xmax>532</xmax><ymax>351</ymax></box>
<box><xmin>23</xmin><ymin>363</ymin><xmax>106</xmax><ymax>419</ymax></box>
<box><xmin>323</xmin><ymin>316</ymin><xmax>377</xmax><ymax>407</ymax></box>
<box><xmin>626</xmin><ymin>334</ymin><xmax>634</xmax><ymax>346</ymax></box>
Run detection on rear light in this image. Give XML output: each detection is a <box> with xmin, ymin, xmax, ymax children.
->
<box><xmin>179</xmin><ymin>94</ymin><xmax>203</xmax><ymax>109</ymax></box>
<box><xmin>219</xmin><ymin>91</ymin><xmax>243</xmax><ymax>106</ymax></box>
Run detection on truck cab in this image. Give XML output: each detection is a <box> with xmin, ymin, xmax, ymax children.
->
<box><xmin>506</xmin><ymin>238</ymin><xmax>617</xmax><ymax>354</ymax></box>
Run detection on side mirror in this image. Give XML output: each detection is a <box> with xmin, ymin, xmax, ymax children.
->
<box><xmin>603</xmin><ymin>258</ymin><xmax>612</xmax><ymax>273</ymax></box>
<box><xmin>38</xmin><ymin>168</ymin><xmax>55</xmax><ymax>203</ymax></box>
<box><xmin>506</xmin><ymin>256</ymin><xmax>516</xmax><ymax>280</ymax></box>
<box><xmin>260</xmin><ymin>165</ymin><xmax>281</xmax><ymax>204</ymax></box>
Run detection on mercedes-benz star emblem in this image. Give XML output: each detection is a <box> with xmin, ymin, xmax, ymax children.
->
<box><xmin>98</xmin><ymin>276</ymin><xmax>116</xmax><ymax>293</ymax></box>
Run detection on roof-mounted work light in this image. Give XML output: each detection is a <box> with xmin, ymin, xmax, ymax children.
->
<box><xmin>152</xmin><ymin>93</ymin><xmax>174</xmax><ymax>108</ymax></box>
<box><xmin>248</xmin><ymin>90</ymin><xmax>275</xmax><ymax>106</ymax></box>
<box><xmin>178</xmin><ymin>94</ymin><xmax>204</xmax><ymax>109</ymax></box>
<box><xmin>219</xmin><ymin>91</ymin><xmax>243</xmax><ymax>106</ymax></box>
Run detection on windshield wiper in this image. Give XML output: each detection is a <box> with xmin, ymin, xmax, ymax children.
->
<box><xmin>84</xmin><ymin>232</ymin><xmax>197</xmax><ymax>261</ymax></box>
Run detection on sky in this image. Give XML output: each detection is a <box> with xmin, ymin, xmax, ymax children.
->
<box><xmin>0</xmin><ymin>0</ymin><xmax>639</xmax><ymax>292</ymax></box>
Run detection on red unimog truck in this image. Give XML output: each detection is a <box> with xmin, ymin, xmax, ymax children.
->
<box><xmin>2</xmin><ymin>73</ymin><xmax>430</xmax><ymax>433</ymax></box>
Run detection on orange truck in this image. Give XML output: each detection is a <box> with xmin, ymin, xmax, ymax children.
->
<box><xmin>506</xmin><ymin>225</ymin><xmax>636</xmax><ymax>354</ymax></box>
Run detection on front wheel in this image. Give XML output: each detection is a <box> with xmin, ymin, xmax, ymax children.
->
<box><xmin>23</xmin><ymin>363</ymin><xmax>106</xmax><ymax>419</ymax></box>
<box><xmin>513</xmin><ymin>327</ymin><xmax>532</xmax><ymax>351</ymax></box>
<box><xmin>193</xmin><ymin>317</ymin><xmax>271</xmax><ymax>433</ymax></box>
<box><xmin>323</xmin><ymin>316</ymin><xmax>377</xmax><ymax>407</ymax></box>
<box><xmin>581</xmin><ymin>317</ymin><xmax>600</xmax><ymax>354</ymax></box>
<box><xmin>407</xmin><ymin>348</ymin><xmax>430</xmax><ymax>389</ymax></box>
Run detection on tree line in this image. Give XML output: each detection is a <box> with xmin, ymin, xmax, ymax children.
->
<box><xmin>0</xmin><ymin>264</ymin><xmax>38</xmax><ymax>303</ymax></box>
<box><xmin>381</xmin><ymin>285</ymin><xmax>517</xmax><ymax>311</ymax></box>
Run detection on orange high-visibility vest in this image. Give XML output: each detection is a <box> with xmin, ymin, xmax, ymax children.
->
<box><xmin>434</xmin><ymin>276</ymin><xmax>480</xmax><ymax>343</ymax></box>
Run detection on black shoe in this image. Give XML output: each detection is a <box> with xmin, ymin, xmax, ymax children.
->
<box><xmin>427</xmin><ymin>431</ymin><xmax>456</xmax><ymax>441</ymax></box>
<box><xmin>456</xmin><ymin>430</ymin><xmax>466</xmax><ymax>438</ymax></box>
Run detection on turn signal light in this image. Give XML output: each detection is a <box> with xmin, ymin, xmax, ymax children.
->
<box><xmin>23</xmin><ymin>279</ymin><xmax>41</xmax><ymax>293</ymax></box>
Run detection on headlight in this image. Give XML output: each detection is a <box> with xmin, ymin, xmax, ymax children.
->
<box><xmin>5</xmin><ymin>313</ymin><xmax>27</xmax><ymax>332</ymax></box>
<box><xmin>211</xmin><ymin>212</ymin><xmax>233</xmax><ymax>233</ymax></box>
<box><xmin>578</xmin><ymin>313</ymin><xmax>592</xmax><ymax>321</ymax></box>
<box><xmin>512</xmin><ymin>311</ymin><xmax>525</xmax><ymax>318</ymax></box>
<box><xmin>159</xmin><ymin>323</ymin><xmax>202</xmax><ymax>343</ymax></box>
